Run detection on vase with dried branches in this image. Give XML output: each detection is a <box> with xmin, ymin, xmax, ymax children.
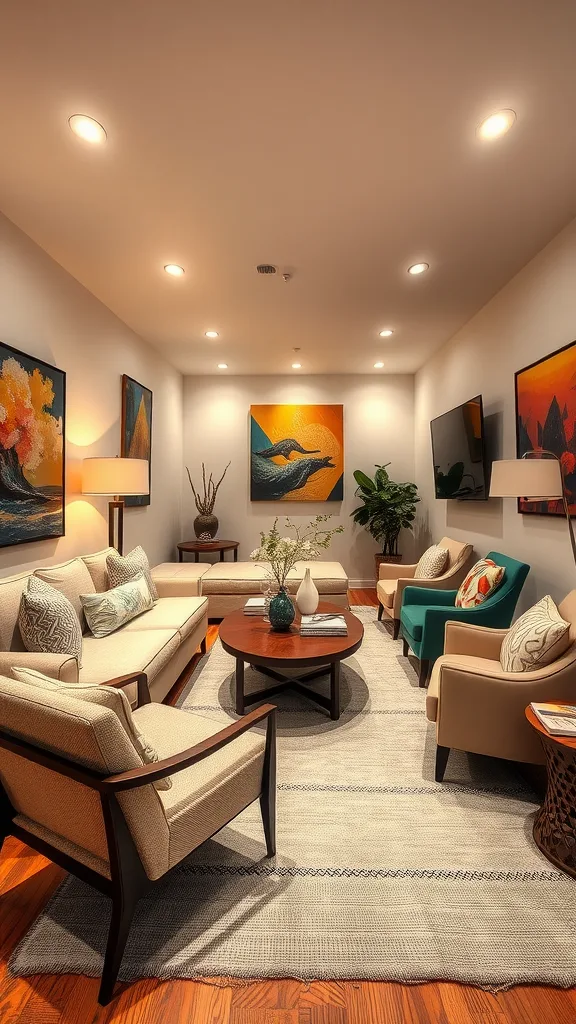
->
<box><xmin>186</xmin><ymin>462</ymin><xmax>231</xmax><ymax>540</ymax></box>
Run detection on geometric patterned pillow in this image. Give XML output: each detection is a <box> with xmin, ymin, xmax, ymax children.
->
<box><xmin>414</xmin><ymin>545</ymin><xmax>449</xmax><ymax>579</ymax></box>
<box><xmin>18</xmin><ymin>576</ymin><xmax>83</xmax><ymax>667</ymax></box>
<box><xmin>500</xmin><ymin>595</ymin><xmax>571</xmax><ymax>673</ymax></box>
<box><xmin>80</xmin><ymin>574</ymin><xmax>153</xmax><ymax>639</ymax></box>
<box><xmin>10</xmin><ymin>665</ymin><xmax>171</xmax><ymax>790</ymax></box>
<box><xmin>455</xmin><ymin>558</ymin><xmax>505</xmax><ymax>609</ymax></box>
<box><xmin>106</xmin><ymin>545</ymin><xmax>158</xmax><ymax>601</ymax></box>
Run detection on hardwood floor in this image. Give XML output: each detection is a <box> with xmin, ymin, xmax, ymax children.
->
<box><xmin>0</xmin><ymin>588</ymin><xmax>573</xmax><ymax>1023</ymax></box>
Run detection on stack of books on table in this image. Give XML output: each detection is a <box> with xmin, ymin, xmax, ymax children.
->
<box><xmin>300</xmin><ymin>613</ymin><xmax>348</xmax><ymax>637</ymax></box>
<box><xmin>244</xmin><ymin>597</ymin><xmax>266</xmax><ymax>616</ymax></box>
<box><xmin>530</xmin><ymin>702</ymin><xmax>576</xmax><ymax>736</ymax></box>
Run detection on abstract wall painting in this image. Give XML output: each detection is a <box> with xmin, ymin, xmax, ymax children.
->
<box><xmin>250</xmin><ymin>404</ymin><xmax>344</xmax><ymax>501</ymax></box>
<box><xmin>121</xmin><ymin>375</ymin><xmax>152</xmax><ymax>506</ymax></box>
<box><xmin>0</xmin><ymin>342</ymin><xmax>65</xmax><ymax>548</ymax></box>
<box><xmin>515</xmin><ymin>340</ymin><xmax>576</xmax><ymax>516</ymax></box>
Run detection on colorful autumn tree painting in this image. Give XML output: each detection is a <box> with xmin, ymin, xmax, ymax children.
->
<box><xmin>0</xmin><ymin>346</ymin><xmax>64</xmax><ymax>547</ymax></box>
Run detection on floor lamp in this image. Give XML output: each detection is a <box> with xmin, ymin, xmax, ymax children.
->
<box><xmin>82</xmin><ymin>457</ymin><xmax>149</xmax><ymax>554</ymax></box>
<box><xmin>489</xmin><ymin>450</ymin><xmax>576</xmax><ymax>566</ymax></box>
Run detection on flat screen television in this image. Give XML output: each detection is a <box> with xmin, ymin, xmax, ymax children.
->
<box><xmin>430</xmin><ymin>395</ymin><xmax>487</xmax><ymax>499</ymax></box>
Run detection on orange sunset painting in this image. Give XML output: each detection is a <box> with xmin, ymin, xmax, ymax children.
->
<box><xmin>0</xmin><ymin>342</ymin><xmax>65</xmax><ymax>547</ymax></box>
<box><xmin>250</xmin><ymin>405</ymin><xmax>344</xmax><ymax>501</ymax></box>
<box><xmin>516</xmin><ymin>341</ymin><xmax>576</xmax><ymax>516</ymax></box>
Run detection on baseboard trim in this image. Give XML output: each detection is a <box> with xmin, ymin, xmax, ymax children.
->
<box><xmin>348</xmin><ymin>579</ymin><xmax>377</xmax><ymax>589</ymax></box>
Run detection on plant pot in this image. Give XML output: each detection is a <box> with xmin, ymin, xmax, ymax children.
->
<box><xmin>295</xmin><ymin>568</ymin><xmax>319</xmax><ymax>614</ymax></box>
<box><xmin>269</xmin><ymin>586</ymin><xmax>295</xmax><ymax>632</ymax></box>
<box><xmin>375</xmin><ymin>553</ymin><xmax>402</xmax><ymax>576</ymax></box>
<box><xmin>193</xmin><ymin>513</ymin><xmax>218</xmax><ymax>541</ymax></box>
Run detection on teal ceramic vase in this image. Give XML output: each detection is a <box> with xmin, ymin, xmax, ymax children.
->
<box><xmin>268</xmin><ymin>586</ymin><xmax>295</xmax><ymax>631</ymax></box>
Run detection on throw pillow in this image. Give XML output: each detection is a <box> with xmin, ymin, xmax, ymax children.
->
<box><xmin>80</xmin><ymin>574</ymin><xmax>153</xmax><ymax>638</ymax></box>
<box><xmin>107</xmin><ymin>545</ymin><xmax>158</xmax><ymax>601</ymax></box>
<box><xmin>18</xmin><ymin>577</ymin><xmax>83</xmax><ymax>667</ymax></box>
<box><xmin>11</xmin><ymin>666</ymin><xmax>171</xmax><ymax>791</ymax></box>
<box><xmin>414</xmin><ymin>545</ymin><xmax>449</xmax><ymax>580</ymax></box>
<box><xmin>455</xmin><ymin>558</ymin><xmax>505</xmax><ymax>609</ymax></box>
<box><xmin>500</xmin><ymin>595</ymin><xmax>571</xmax><ymax>673</ymax></box>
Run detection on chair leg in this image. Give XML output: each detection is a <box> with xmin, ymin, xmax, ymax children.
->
<box><xmin>98</xmin><ymin>891</ymin><xmax>138</xmax><ymax>1005</ymax></box>
<box><xmin>260</xmin><ymin>710</ymin><xmax>277</xmax><ymax>858</ymax></box>
<box><xmin>200</xmin><ymin>636</ymin><xmax>207</xmax><ymax>656</ymax></box>
<box><xmin>435</xmin><ymin>744</ymin><xmax>450</xmax><ymax>783</ymax></box>
<box><xmin>402</xmin><ymin>637</ymin><xmax>409</xmax><ymax>658</ymax></box>
<box><xmin>393</xmin><ymin>619</ymin><xmax>400</xmax><ymax>640</ymax></box>
<box><xmin>377</xmin><ymin>602</ymin><xmax>384</xmax><ymax>622</ymax></box>
<box><xmin>419</xmin><ymin>659</ymin><xmax>430</xmax><ymax>687</ymax></box>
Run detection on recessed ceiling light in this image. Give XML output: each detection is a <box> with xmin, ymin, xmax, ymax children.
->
<box><xmin>68</xmin><ymin>114</ymin><xmax>107</xmax><ymax>144</ymax></box>
<box><xmin>379</xmin><ymin>329</ymin><xmax>394</xmax><ymax>337</ymax></box>
<box><xmin>164</xmin><ymin>264</ymin><xmax>185</xmax><ymax>276</ymax></box>
<box><xmin>205</xmin><ymin>331</ymin><xmax>219</xmax><ymax>338</ymax></box>
<box><xmin>217</xmin><ymin>363</ymin><xmax>228</xmax><ymax>369</ymax></box>
<box><xmin>407</xmin><ymin>262</ymin><xmax>429</xmax><ymax>276</ymax></box>
<box><xmin>477</xmin><ymin>109</ymin><xmax>516</xmax><ymax>140</ymax></box>
<box><xmin>292</xmin><ymin>363</ymin><xmax>302</xmax><ymax>369</ymax></box>
<box><xmin>374</xmin><ymin>362</ymin><xmax>384</xmax><ymax>369</ymax></box>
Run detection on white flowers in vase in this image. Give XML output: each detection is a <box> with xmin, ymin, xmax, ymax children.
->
<box><xmin>250</xmin><ymin>515</ymin><xmax>343</xmax><ymax>591</ymax></box>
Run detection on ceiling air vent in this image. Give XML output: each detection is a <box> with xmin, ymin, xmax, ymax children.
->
<box><xmin>256</xmin><ymin>264</ymin><xmax>277</xmax><ymax>274</ymax></box>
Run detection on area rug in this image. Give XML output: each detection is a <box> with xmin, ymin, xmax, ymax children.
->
<box><xmin>10</xmin><ymin>609</ymin><xmax>576</xmax><ymax>988</ymax></box>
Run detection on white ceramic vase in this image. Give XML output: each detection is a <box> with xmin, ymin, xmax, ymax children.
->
<box><xmin>295</xmin><ymin>568</ymin><xmax>319</xmax><ymax>614</ymax></box>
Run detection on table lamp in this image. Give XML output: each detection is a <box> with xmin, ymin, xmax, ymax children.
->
<box><xmin>489</xmin><ymin>450</ymin><xmax>576</xmax><ymax>565</ymax></box>
<box><xmin>82</xmin><ymin>457</ymin><xmax>149</xmax><ymax>554</ymax></box>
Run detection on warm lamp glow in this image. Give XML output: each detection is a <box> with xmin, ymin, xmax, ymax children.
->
<box><xmin>374</xmin><ymin>362</ymin><xmax>384</xmax><ymax>369</ymax></box>
<box><xmin>478</xmin><ymin>110</ymin><xmax>516</xmax><ymax>140</ymax></box>
<box><xmin>489</xmin><ymin>459</ymin><xmax>562</xmax><ymax>499</ymax></box>
<box><xmin>407</xmin><ymin>262</ymin><xmax>429</xmax><ymax>275</ymax></box>
<box><xmin>68</xmin><ymin>114</ymin><xmax>107</xmax><ymax>144</ymax></box>
<box><xmin>379</xmin><ymin>329</ymin><xmax>394</xmax><ymax>337</ymax></box>
<box><xmin>164</xmin><ymin>264</ymin><xmax>185</xmax><ymax>276</ymax></box>
<box><xmin>205</xmin><ymin>331</ymin><xmax>219</xmax><ymax>338</ymax></box>
<box><xmin>82</xmin><ymin>458</ymin><xmax>149</xmax><ymax>496</ymax></box>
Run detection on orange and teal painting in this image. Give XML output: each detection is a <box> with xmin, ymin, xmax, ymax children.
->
<box><xmin>121</xmin><ymin>375</ymin><xmax>152</xmax><ymax>506</ymax></box>
<box><xmin>250</xmin><ymin>404</ymin><xmax>343</xmax><ymax>501</ymax></box>
<box><xmin>0</xmin><ymin>342</ymin><xmax>65</xmax><ymax>548</ymax></box>
<box><xmin>515</xmin><ymin>340</ymin><xmax>576</xmax><ymax>515</ymax></box>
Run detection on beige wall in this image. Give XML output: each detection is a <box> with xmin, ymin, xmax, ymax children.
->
<box><xmin>415</xmin><ymin>217</ymin><xmax>576</xmax><ymax>610</ymax></box>
<box><xmin>183</xmin><ymin>374</ymin><xmax>415</xmax><ymax>585</ymax></box>
<box><xmin>0</xmin><ymin>212</ymin><xmax>183</xmax><ymax>577</ymax></box>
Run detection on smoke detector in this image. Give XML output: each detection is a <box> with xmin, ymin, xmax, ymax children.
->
<box><xmin>256</xmin><ymin>264</ymin><xmax>277</xmax><ymax>275</ymax></box>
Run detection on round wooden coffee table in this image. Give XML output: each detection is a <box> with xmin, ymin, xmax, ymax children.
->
<box><xmin>178</xmin><ymin>540</ymin><xmax>239</xmax><ymax>563</ymax></box>
<box><xmin>526</xmin><ymin>704</ymin><xmax>576</xmax><ymax>878</ymax></box>
<box><xmin>220</xmin><ymin>602</ymin><xmax>364</xmax><ymax>720</ymax></box>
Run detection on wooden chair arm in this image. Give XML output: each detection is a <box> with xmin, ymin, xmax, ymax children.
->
<box><xmin>106</xmin><ymin>703</ymin><xmax>277</xmax><ymax>791</ymax></box>
<box><xmin>102</xmin><ymin>672</ymin><xmax>151</xmax><ymax>707</ymax></box>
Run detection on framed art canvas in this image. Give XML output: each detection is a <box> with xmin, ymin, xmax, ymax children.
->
<box><xmin>0</xmin><ymin>341</ymin><xmax>65</xmax><ymax>548</ymax></box>
<box><xmin>515</xmin><ymin>340</ymin><xmax>576</xmax><ymax>516</ymax></box>
<box><xmin>121</xmin><ymin>375</ymin><xmax>152</xmax><ymax>506</ymax></box>
<box><xmin>250</xmin><ymin>404</ymin><xmax>344</xmax><ymax>501</ymax></box>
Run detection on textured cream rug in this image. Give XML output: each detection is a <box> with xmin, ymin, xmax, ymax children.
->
<box><xmin>10</xmin><ymin>609</ymin><xmax>576</xmax><ymax>987</ymax></box>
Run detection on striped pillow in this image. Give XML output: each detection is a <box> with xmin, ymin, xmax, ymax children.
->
<box><xmin>500</xmin><ymin>596</ymin><xmax>571</xmax><ymax>673</ymax></box>
<box><xmin>107</xmin><ymin>545</ymin><xmax>158</xmax><ymax>601</ymax></box>
<box><xmin>414</xmin><ymin>545</ymin><xmax>448</xmax><ymax>579</ymax></box>
<box><xmin>455</xmin><ymin>558</ymin><xmax>505</xmax><ymax>609</ymax></box>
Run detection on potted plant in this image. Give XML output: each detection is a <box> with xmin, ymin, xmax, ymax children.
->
<box><xmin>350</xmin><ymin>463</ymin><xmax>420</xmax><ymax>575</ymax></box>
<box><xmin>186</xmin><ymin>462</ymin><xmax>231</xmax><ymax>540</ymax></box>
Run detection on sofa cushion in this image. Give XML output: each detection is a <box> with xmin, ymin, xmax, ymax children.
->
<box><xmin>19</xmin><ymin>577</ymin><xmax>83</xmax><ymax>666</ymax></box>
<box><xmin>500</xmin><ymin>595</ymin><xmax>571</xmax><ymax>673</ymax></box>
<box><xmin>133</xmin><ymin>702</ymin><xmax>265</xmax><ymax>869</ymax></box>
<box><xmin>286</xmin><ymin>561</ymin><xmax>348</xmax><ymax>594</ymax></box>
<box><xmin>121</xmin><ymin>596</ymin><xmax>207</xmax><ymax>641</ymax></box>
<box><xmin>376</xmin><ymin>579</ymin><xmax>397</xmax><ymax>609</ymax></box>
<box><xmin>151</xmin><ymin>563</ymin><xmax>212</xmax><ymax>597</ymax></box>
<box><xmin>80</xmin><ymin>575</ymin><xmax>153</xmax><ymax>638</ymax></box>
<box><xmin>0</xmin><ymin>570</ymin><xmax>34</xmax><ymax>652</ymax></box>
<box><xmin>401</xmin><ymin>604</ymin><xmax>426</xmax><ymax>642</ymax></box>
<box><xmin>107</xmin><ymin>545</ymin><xmax>158</xmax><ymax>601</ymax></box>
<box><xmin>201</xmin><ymin>562</ymin><xmax>269</xmax><ymax>594</ymax></box>
<box><xmin>34</xmin><ymin>558</ymin><xmax>96</xmax><ymax>630</ymax></box>
<box><xmin>79</xmin><ymin>628</ymin><xmax>181</xmax><ymax>685</ymax></box>
<box><xmin>82</xmin><ymin>547</ymin><xmax>116</xmax><ymax>592</ymax></box>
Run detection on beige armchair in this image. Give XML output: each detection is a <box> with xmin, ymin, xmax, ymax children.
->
<box><xmin>427</xmin><ymin>591</ymin><xmax>576</xmax><ymax>781</ymax></box>
<box><xmin>0</xmin><ymin>671</ymin><xmax>276</xmax><ymax>1005</ymax></box>
<box><xmin>377</xmin><ymin>537</ymin><xmax>473</xmax><ymax>638</ymax></box>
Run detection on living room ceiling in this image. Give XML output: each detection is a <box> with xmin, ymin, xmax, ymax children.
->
<box><xmin>1</xmin><ymin>0</ymin><xmax>575</xmax><ymax>376</ymax></box>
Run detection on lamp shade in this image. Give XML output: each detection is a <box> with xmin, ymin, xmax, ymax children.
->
<box><xmin>489</xmin><ymin>458</ymin><xmax>563</xmax><ymax>499</ymax></box>
<box><xmin>82</xmin><ymin>457</ymin><xmax>149</xmax><ymax>496</ymax></box>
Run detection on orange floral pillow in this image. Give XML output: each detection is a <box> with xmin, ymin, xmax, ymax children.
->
<box><xmin>455</xmin><ymin>558</ymin><xmax>505</xmax><ymax>609</ymax></box>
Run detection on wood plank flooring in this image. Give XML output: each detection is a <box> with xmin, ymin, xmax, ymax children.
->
<box><xmin>1</xmin><ymin>588</ymin><xmax>573</xmax><ymax>1023</ymax></box>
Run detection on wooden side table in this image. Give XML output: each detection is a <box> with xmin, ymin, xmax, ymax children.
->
<box><xmin>525</xmin><ymin>705</ymin><xmax>576</xmax><ymax>878</ymax></box>
<box><xmin>177</xmin><ymin>540</ymin><xmax>239</xmax><ymax>563</ymax></box>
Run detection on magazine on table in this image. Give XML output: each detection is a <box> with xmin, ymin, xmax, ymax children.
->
<box><xmin>300</xmin><ymin>613</ymin><xmax>347</xmax><ymax>636</ymax></box>
<box><xmin>530</xmin><ymin>702</ymin><xmax>576</xmax><ymax>737</ymax></box>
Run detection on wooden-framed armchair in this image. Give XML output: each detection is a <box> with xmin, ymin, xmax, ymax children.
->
<box><xmin>0</xmin><ymin>671</ymin><xmax>276</xmax><ymax>1005</ymax></box>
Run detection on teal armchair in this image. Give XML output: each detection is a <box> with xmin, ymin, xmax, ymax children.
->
<box><xmin>399</xmin><ymin>551</ymin><xmax>530</xmax><ymax>686</ymax></box>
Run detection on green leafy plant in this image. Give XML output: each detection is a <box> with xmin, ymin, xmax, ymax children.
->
<box><xmin>350</xmin><ymin>464</ymin><xmax>420</xmax><ymax>556</ymax></box>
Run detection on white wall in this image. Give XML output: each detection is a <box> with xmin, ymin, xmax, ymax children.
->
<box><xmin>415</xmin><ymin>216</ymin><xmax>576</xmax><ymax>610</ymax></box>
<box><xmin>183</xmin><ymin>375</ymin><xmax>415</xmax><ymax>585</ymax></box>
<box><xmin>0</xmin><ymin>212</ymin><xmax>183</xmax><ymax>576</ymax></box>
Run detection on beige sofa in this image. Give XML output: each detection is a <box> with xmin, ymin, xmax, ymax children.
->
<box><xmin>427</xmin><ymin>591</ymin><xmax>576</xmax><ymax>779</ymax></box>
<box><xmin>0</xmin><ymin>548</ymin><xmax>208</xmax><ymax>703</ymax></box>
<box><xmin>152</xmin><ymin>559</ymin><xmax>349</xmax><ymax>618</ymax></box>
<box><xmin>376</xmin><ymin>537</ymin><xmax>473</xmax><ymax>638</ymax></box>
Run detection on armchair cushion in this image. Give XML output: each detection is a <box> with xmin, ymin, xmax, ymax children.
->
<box><xmin>18</xmin><ymin>577</ymin><xmax>82</xmax><ymax>666</ymax></box>
<box><xmin>500</xmin><ymin>595</ymin><xmax>571</xmax><ymax>673</ymax></box>
<box><xmin>402</xmin><ymin>586</ymin><xmax>457</xmax><ymax>608</ymax></box>
<box><xmin>415</xmin><ymin>545</ymin><xmax>448</xmax><ymax>579</ymax></box>
<box><xmin>376</xmin><ymin>579</ymin><xmax>397</xmax><ymax>609</ymax></box>
<box><xmin>400</xmin><ymin>604</ymin><xmax>426</xmax><ymax>642</ymax></box>
<box><xmin>455</xmin><ymin>559</ymin><xmax>505</xmax><ymax>608</ymax></box>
